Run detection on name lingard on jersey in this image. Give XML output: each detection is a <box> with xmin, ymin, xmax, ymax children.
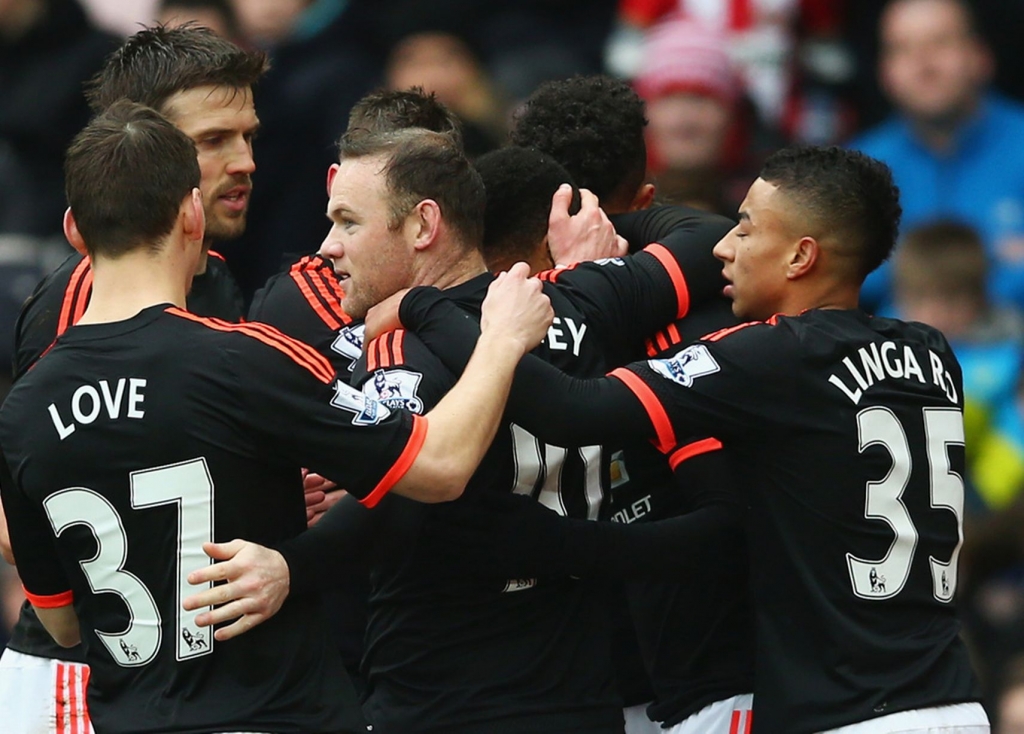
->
<box><xmin>828</xmin><ymin>341</ymin><xmax>958</xmax><ymax>405</ymax></box>
<box><xmin>48</xmin><ymin>378</ymin><xmax>147</xmax><ymax>440</ymax></box>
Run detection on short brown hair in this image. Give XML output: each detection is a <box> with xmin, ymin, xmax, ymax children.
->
<box><xmin>346</xmin><ymin>87</ymin><xmax>463</xmax><ymax>147</ymax></box>
<box><xmin>65</xmin><ymin>100</ymin><xmax>200</xmax><ymax>258</ymax></box>
<box><xmin>337</xmin><ymin>128</ymin><xmax>485</xmax><ymax>249</ymax></box>
<box><xmin>86</xmin><ymin>22</ymin><xmax>267</xmax><ymax>115</ymax></box>
<box><xmin>893</xmin><ymin>220</ymin><xmax>987</xmax><ymax>300</ymax></box>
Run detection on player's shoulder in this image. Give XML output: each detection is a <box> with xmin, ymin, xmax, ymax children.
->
<box><xmin>361</xmin><ymin>328</ymin><xmax>448</xmax><ymax>378</ymax></box>
<box><xmin>698</xmin><ymin>312</ymin><xmax>799</xmax><ymax>349</ymax></box>
<box><xmin>248</xmin><ymin>254</ymin><xmax>352</xmax><ymax>329</ymax></box>
<box><xmin>165</xmin><ymin>306</ymin><xmax>335</xmax><ymax>384</ymax></box>
<box><xmin>19</xmin><ymin>251</ymin><xmax>90</xmax><ymax>330</ymax></box>
<box><xmin>356</xmin><ymin>329</ymin><xmax>447</xmax><ymax>415</ymax></box>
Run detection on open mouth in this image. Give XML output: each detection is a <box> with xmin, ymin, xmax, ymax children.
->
<box><xmin>218</xmin><ymin>187</ymin><xmax>250</xmax><ymax>211</ymax></box>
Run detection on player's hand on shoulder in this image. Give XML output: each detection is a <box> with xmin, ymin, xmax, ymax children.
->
<box><xmin>547</xmin><ymin>184</ymin><xmax>628</xmax><ymax>267</ymax></box>
<box><xmin>481</xmin><ymin>262</ymin><xmax>553</xmax><ymax>355</ymax></box>
<box><xmin>365</xmin><ymin>287</ymin><xmax>410</xmax><ymax>342</ymax></box>
<box><xmin>182</xmin><ymin>539</ymin><xmax>289</xmax><ymax>641</ymax></box>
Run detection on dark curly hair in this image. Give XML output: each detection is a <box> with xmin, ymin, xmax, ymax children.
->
<box><xmin>473</xmin><ymin>146</ymin><xmax>579</xmax><ymax>267</ymax></box>
<box><xmin>760</xmin><ymin>146</ymin><xmax>902</xmax><ymax>279</ymax></box>
<box><xmin>86</xmin><ymin>22</ymin><xmax>267</xmax><ymax>114</ymax></box>
<box><xmin>346</xmin><ymin>87</ymin><xmax>463</xmax><ymax>148</ymax></box>
<box><xmin>510</xmin><ymin>75</ymin><xmax>647</xmax><ymax>212</ymax></box>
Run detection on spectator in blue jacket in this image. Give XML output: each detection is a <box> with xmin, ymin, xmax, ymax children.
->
<box><xmin>851</xmin><ymin>0</ymin><xmax>1024</xmax><ymax>312</ymax></box>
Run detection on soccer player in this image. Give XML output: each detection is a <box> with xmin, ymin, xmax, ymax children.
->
<box><xmin>247</xmin><ymin>88</ymin><xmax>464</xmax><ymax>383</ymax></box>
<box><xmin>0</xmin><ymin>23</ymin><xmax>264</xmax><ymax>733</ymax></box>
<box><xmin>397</xmin><ymin>146</ymin><xmax>990</xmax><ymax>734</ymax></box>
<box><xmin>0</xmin><ymin>101</ymin><xmax>552</xmax><ymax>734</ymax></box>
<box><xmin>511</xmin><ymin>74</ymin><xmax>656</xmax><ymax>214</ymax></box>
<box><xmin>370</xmin><ymin>143</ymin><xmax>754</xmax><ymax>734</ymax></box>
<box><xmin>183</xmin><ymin>127</ymin><xmax>732</xmax><ymax>734</ymax></box>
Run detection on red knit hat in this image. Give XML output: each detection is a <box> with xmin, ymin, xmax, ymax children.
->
<box><xmin>635</xmin><ymin>15</ymin><xmax>741</xmax><ymax>106</ymax></box>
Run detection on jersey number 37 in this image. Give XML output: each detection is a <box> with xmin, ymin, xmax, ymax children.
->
<box><xmin>43</xmin><ymin>458</ymin><xmax>215</xmax><ymax>667</ymax></box>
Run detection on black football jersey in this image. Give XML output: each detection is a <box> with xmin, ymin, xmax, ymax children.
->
<box><xmin>352</xmin><ymin>274</ymin><xmax>621</xmax><ymax>734</ymax></box>
<box><xmin>247</xmin><ymin>253</ymin><xmax>370</xmax><ymax>677</ymax></box>
<box><xmin>400</xmin><ymin>284</ymin><xmax>755</xmax><ymax>725</ymax></box>
<box><xmin>616</xmin><ymin>310</ymin><xmax>979</xmax><ymax>733</ymax></box>
<box><xmin>602</xmin><ymin>296</ymin><xmax>755</xmax><ymax>726</ymax></box>
<box><xmin>0</xmin><ymin>305</ymin><xmax>423</xmax><ymax>733</ymax></box>
<box><xmin>346</xmin><ymin>226</ymin><xmax>719</xmax><ymax>734</ymax></box>
<box><xmin>248</xmin><ymin>254</ymin><xmax>364</xmax><ymax>376</ymax></box>
<box><xmin>7</xmin><ymin>250</ymin><xmax>245</xmax><ymax>664</ymax></box>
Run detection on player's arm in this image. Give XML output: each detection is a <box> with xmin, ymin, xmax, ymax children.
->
<box><xmin>398</xmin><ymin>286</ymin><xmax>656</xmax><ymax>446</ymax></box>
<box><xmin>400</xmin><ymin>287</ymin><xmax>779</xmax><ymax>450</ymax></box>
<box><xmin>538</xmin><ymin>206</ymin><xmax>733</xmax><ymax>362</ymax></box>
<box><xmin>36</xmin><ymin>607</ymin><xmax>81</xmax><ymax>648</ymax></box>
<box><xmin>426</xmin><ymin>438</ymin><xmax>742</xmax><ymax>580</ymax></box>
<box><xmin>385</xmin><ymin>265</ymin><xmax>555</xmax><ymax>501</ymax></box>
<box><xmin>0</xmin><ymin>456</ymin><xmax>80</xmax><ymax>646</ymax></box>
<box><xmin>182</xmin><ymin>265</ymin><xmax>555</xmax><ymax>639</ymax></box>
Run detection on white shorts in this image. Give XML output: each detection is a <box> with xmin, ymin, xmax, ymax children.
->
<box><xmin>624</xmin><ymin>703</ymin><xmax>662</xmax><ymax>734</ymax></box>
<box><xmin>0</xmin><ymin>648</ymin><xmax>92</xmax><ymax>734</ymax></box>
<box><xmin>662</xmin><ymin>693</ymin><xmax>754</xmax><ymax>734</ymax></box>
<box><xmin>818</xmin><ymin>702</ymin><xmax>990</xmax><ymax>733</ymax></box>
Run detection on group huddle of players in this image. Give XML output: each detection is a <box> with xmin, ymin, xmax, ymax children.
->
<box><xmin>0</xmin><ymin>21</ymin><xmax>992</xmax><ymax>734</ymax></box>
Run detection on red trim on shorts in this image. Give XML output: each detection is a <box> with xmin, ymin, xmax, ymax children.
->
<box><xmin>360</xmin><ymin>414</ymin><xmax>428</xmax><ymax>508</ymax></box>
<box><xmin>56</xmin><ymin>663</ymin><xmax>65</xmax><ymax>733</ymax></box>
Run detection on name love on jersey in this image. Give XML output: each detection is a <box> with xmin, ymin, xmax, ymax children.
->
<box><xmin>48</xmin><ymin>378</ymin><xmax>148</xmax><ymax>440</ymax></box>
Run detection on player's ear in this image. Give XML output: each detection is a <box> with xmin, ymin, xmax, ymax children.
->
<box><xmin>63</xmin><ymin>208</ymin><xmax>88</xmax><ymax>255</ymax></box>
<box><xmin>630</xmin><ymin>183</ymin><xmax>656</xmax><ymax>212</ymax></box>
<box><xmin>787</xmin><ymin>236</ymin><xmax>819</xmax><ymax>279</ymax></box>
<box><xmin>326</xmin><ymin>163</ymin><xmax>339</xmax><ymax>196</ymax></box>
<box><xmin>182</xmin><ymin>187</ymin><xmax>205</xmax><ymax>242</ymax></box>
<box><xmin>409</xmin><ymin>199</ymin><xmax>442</xmax><ymax>252</ymax></box>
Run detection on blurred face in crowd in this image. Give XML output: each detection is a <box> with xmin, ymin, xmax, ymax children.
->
<box><xmin>386</xmin><ymin>33</ymin><xmax>482</xmax><ymax>111</ymax></box>
<box><xmin>896</xmin><ymin>288</ymin><xmax>980</xmax><ymax>339</ymax></box>
<box><xmin>230</xmin><ymin>0</ymin><xmax>308</xmax><ymax>45</ymax></box>
<box><xmin>713</xmin><ymin>178</ymin><xmax>796</xmax><ymax>320</ymax></box>
<box><xmin>159</xmin><ymin>6</ymin><xmax>234</xmax><ymax>39</ymax></box>
<box><xmin>1000</xmin><ymin>685</ymin><xmax>1024</xmax><ymax>734</ymax></box>
<box><xmin>880</xmin><ymin>0</ymin><xmax>991</xmax><ymax>125</ymax></box>
<box><xmin>647</xmin><ymin>92</ymin><xmax>731</xmax><ymax>171</ymax></box>
<box><xmin>163</xmin><ymin>85</ymin><xmax>259</xmax><ymax>243</ymax></box>
<box><xmin>318</xmin><ymin>156</ymin><xmax>415</xmax><ymax>319</ymax></box>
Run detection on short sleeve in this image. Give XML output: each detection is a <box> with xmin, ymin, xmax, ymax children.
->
<box><xmin>0</xmin><ymin>451</ymin><xmax>73</xmax><ymax>605</ymax></box>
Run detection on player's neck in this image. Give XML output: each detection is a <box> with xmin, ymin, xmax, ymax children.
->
<box><xmin>416</xmin><ymin>247</ymin><xmax>488</xmax><ymax>291</ymax></box>
<box><xmin>78</xmin><ymin>250</ymin><xmax>189</xmax><ymax>325</ymax></box>
<box><xmin>785</xmin><ymin>279</ymin><xmax>860</xmax><ymax>316</ymax></box>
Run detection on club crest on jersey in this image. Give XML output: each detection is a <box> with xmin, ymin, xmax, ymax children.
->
<box><xmin>331</xmin><ymin>323</ymin><xmax>365</xmax><ymax>372</ymax></box>
<box><xmin>330</xmin><ymin>380</ymin><xmax>391</xmax><ymax>425</ymax></box>
<box><xmin>649</xmin><ymin>344</ymin><xmax>720</xmax><ymax>387</ymax></box>
<box><xmin>363</xmin><ymin>369</ymin><xmax>424</xmax><ymax>413</ymax></box>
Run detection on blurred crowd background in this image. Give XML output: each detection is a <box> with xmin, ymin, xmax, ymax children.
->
<box><xmin>5</xmin><ymin>0</ymin><xmax>1024</xmax><ymax>728</ymax></box>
